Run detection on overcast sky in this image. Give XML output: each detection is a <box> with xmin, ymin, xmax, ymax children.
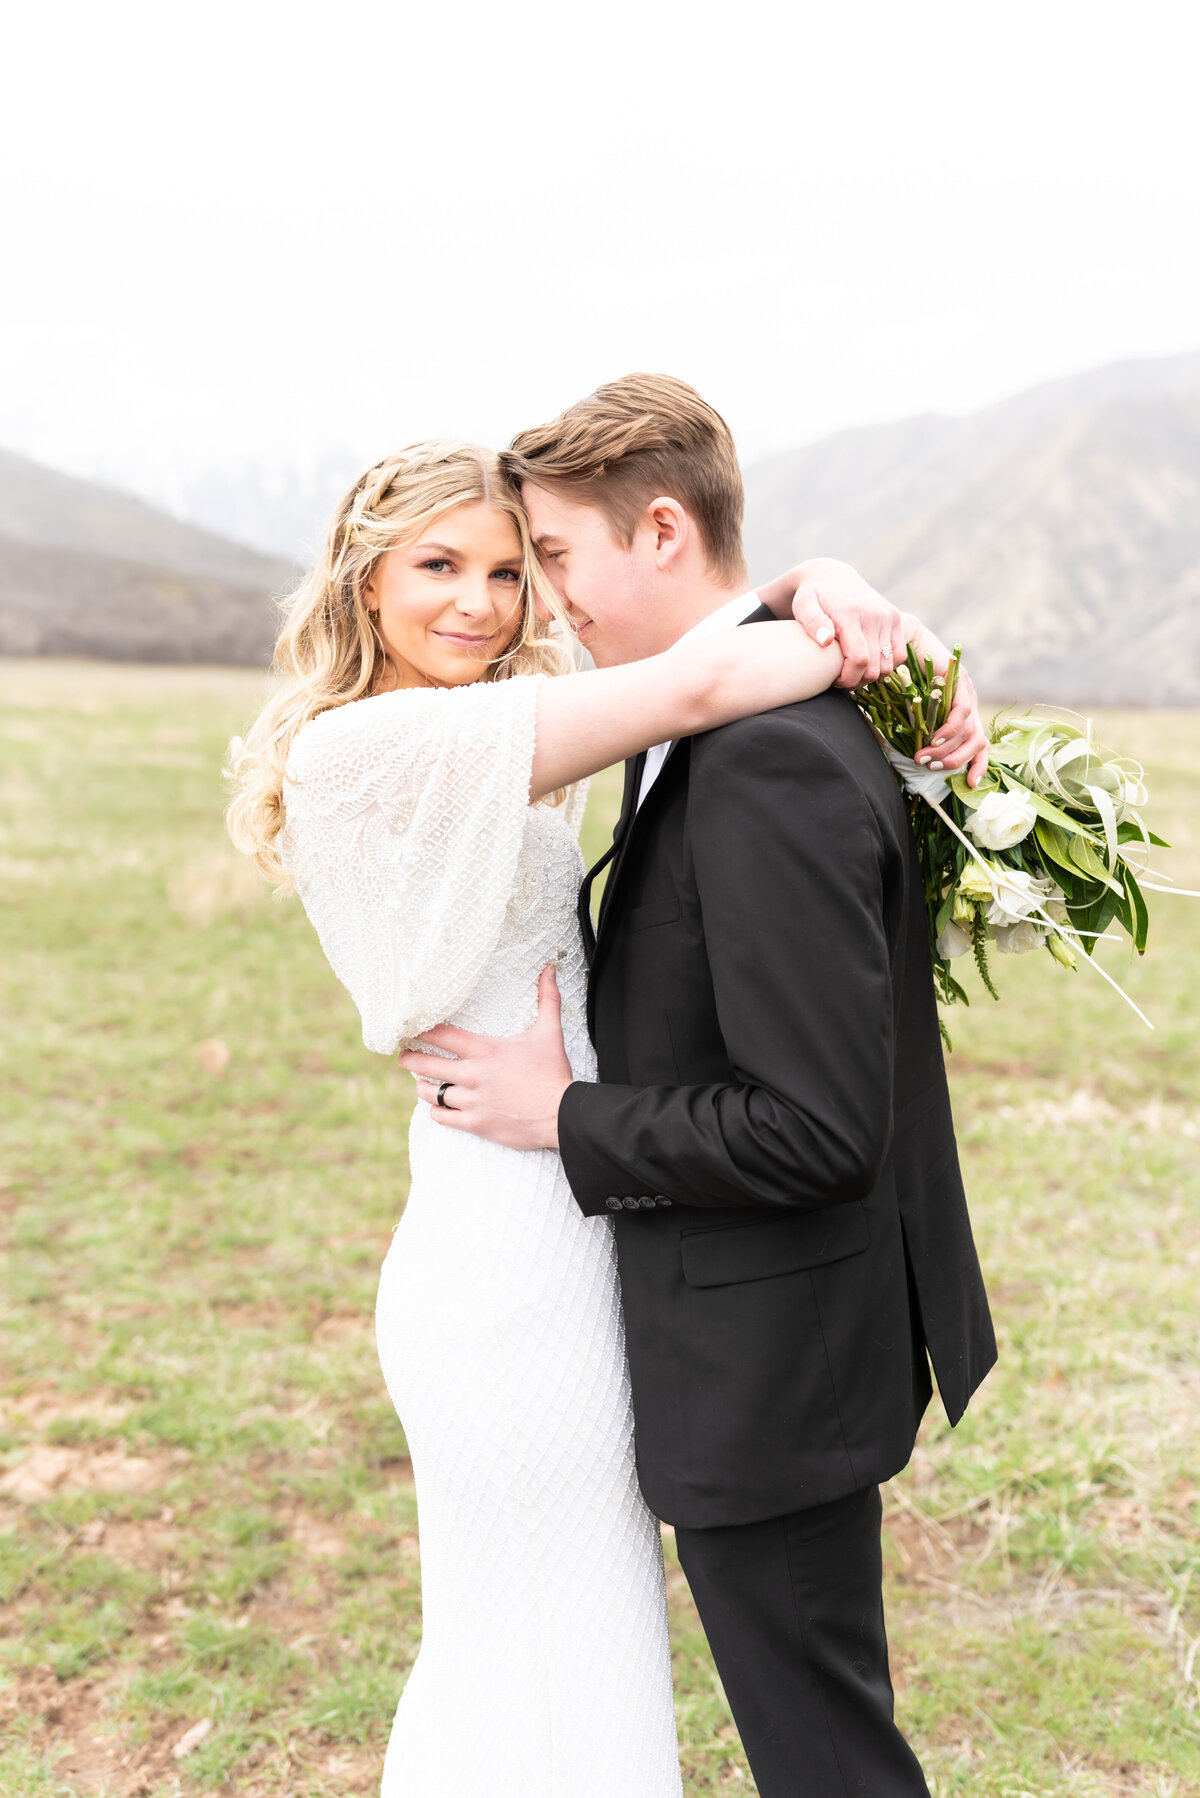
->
<box><xmin>3</xmin><ymin>0</ymin><xmax>1198</xmax><ymax>505</ymax></box>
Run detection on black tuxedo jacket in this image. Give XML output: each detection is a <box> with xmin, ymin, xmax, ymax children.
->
<box><xmin>558</xmin><ymin>614</ymin><xmax>996</xmax><ymax>1528</ymax></box>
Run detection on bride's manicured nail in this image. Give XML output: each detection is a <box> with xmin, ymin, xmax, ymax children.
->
<box><xmin>816</xmin><ymin>625</ymin><xmax>834</xmax><ymax>645</ymax></box>
<box><xmin>930</xmin><ymin>760</ymin><xmax>944</xmax><ymax>770</ymax></box>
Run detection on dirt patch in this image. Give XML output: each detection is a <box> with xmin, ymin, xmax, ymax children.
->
<box><xmin>0</xmin><ymin>1668</ymin><xmax>157</xmax><ymax>1798</ymax></box>
<box><xmin>213</xmin><ymin>1299</ymin><xmax>292</xmax><ymax>1331</ymax></box>
<box><xmin>3</xmin><ymin>1662</ymin><xmax>386</xmax><ymax>1797</ymax></box>
<box><xmin>883</xmin><ymin>1500</ymin><xmax>989</xmax><ymax>1589</ymax></box>
<box><xmin>70</xmin><ymin>1510</ymin><xmax>181</xmax><ymax>1568</ymax></box>
<box><xmin>948</xmin><ymin>1055</ymin><xmax>1044</xmax><ymax>1079</ymax></box>
<box><xmin>0</xmin><ymin>1382</ymin><xmax>132</xmax><ymax>1433</ymax></box>
<box><xmin>312</xmin><ymin>1312</ymin><xmax>373</xmax><ymax>1344</ymax></box>
<box><xmin>290</xmin><ymin>1512</ymin><xmax>348</xmax><ymax>1560</ymax></box>
<box><xmin>0</xmin><ymin>1443</ymin><xmax>184</xmax><ymax>1503</ymax></box>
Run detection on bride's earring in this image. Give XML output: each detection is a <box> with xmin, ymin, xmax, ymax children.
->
<box><xmin>366</xmin><ymin>607</ymin><xmax>395</xmax><ymax>689</ymax></box>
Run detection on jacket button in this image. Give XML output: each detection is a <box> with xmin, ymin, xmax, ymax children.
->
<box><xmin>622</xmin><ymin>1197</ymin><xmax>641</xmax><ymax>1210</ymax></box>
<box><xmin>656</xmin><ymin>1195</ymin><xmax>673</xmax><ymax>1207</ymax></box>
<box><xmin>605</xmin><ymin>1197</ymin><xmax>622</xmax><ymax>1211</ymax></box>
<box><xmin>638</xmin><ymin>1196</ymin><xmax>656</xmax><ymax>1208</ymax></box>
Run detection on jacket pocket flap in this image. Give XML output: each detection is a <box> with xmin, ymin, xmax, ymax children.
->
<box><xmin>681</xmin><ymin>1203</ymin><xmax>870</xmax><ymax>1288</ymax></box>
<box><xmin>627</xmin><ymin>897</ymin><xmax>682</xmax><ymax>932</ymax></box>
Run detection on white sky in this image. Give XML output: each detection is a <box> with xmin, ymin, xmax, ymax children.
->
<box><xmin>2</xmin><ymin>0</ymin><xmax>1198</xmax><ymax>491</ymax></box>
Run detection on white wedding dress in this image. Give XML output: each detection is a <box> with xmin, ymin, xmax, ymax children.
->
<box><xmin>282</xmin><ymin>673</ymin><xmax>682</xmax><ymax>1797</ymax></box>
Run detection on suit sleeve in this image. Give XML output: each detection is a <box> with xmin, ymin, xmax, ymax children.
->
<box><xmin>558</xmin><ymin>711</ymin><xmax>896</xmax><ymax>1213</ymax></box>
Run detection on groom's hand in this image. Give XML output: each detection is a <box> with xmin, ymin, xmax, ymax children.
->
<box><xmin>398</xmin><ymin>966</ymin><xmax>572</xmax><ymax>1151</ymax></box>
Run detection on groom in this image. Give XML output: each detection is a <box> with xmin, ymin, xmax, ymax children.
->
<box><xmin>406</xmin><ymin>375</ymin><xmax>997</xmax><ymax>1795</ymax></box>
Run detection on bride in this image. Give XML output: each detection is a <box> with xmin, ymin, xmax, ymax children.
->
<box><xmin>226</xmin><ymin>439</ymin><xmax>978</xmax><ymax>1795</ymax></box>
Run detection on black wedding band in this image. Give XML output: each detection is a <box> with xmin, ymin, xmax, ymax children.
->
<box><xmin>435</xmin><ymin>1081</ymin><xmax>453</xmax><ymax>1108</ymax></box>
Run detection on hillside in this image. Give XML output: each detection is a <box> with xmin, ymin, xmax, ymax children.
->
<box><xmin>0</xmin><ymin>449</ymin><xmax>292</xmax><ymax>664</ymax></box>
<box><xmin>7</xmin><ymin>349</ymin><xmax>1200</xmax><ymax>692</ymax></box>
<box><xmin>743</xmin><ymin>351</ymin><xmax>1200</xmax><ymax>703</ymax></box>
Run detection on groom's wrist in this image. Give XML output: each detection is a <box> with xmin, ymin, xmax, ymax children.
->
<box><xmin>547</xmin><ymin>1080</ymin><xmax>578</xmax><ymax>1151</ymax></box>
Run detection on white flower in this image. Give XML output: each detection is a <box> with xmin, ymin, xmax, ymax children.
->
<box><xmin>1047</xmin><ymin>931</ymin><xmax>1078</xmax><ymax>970</ymax></box>
<box><xmin>936</xmin><ymin>920</ymin><xmax>973</xmax><ymax>959</ymax></box>
<box><xmin>965</xmin><ymin>788</ymin><xmax>1038</xmax><ymax>851</ymax></box>
<box><xmin>992</xmin><ymin>920</ymin><xmax>1046</xmax><ymax>954</ymax></box>
<box><xmin>956</xmin><ymin>861</ymin><xmax>997</xmax><ymax>904</ymax></box>
<box><xmin>985</xmin><ymin>869</ymin><xmax>1059</xmax><ymax>928</ymax></box>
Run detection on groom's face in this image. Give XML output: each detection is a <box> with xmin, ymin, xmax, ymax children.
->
<box><xmin>521</xmin><ymin>481</ymin><xmax>670</xmax><ymax>668</ymax></box>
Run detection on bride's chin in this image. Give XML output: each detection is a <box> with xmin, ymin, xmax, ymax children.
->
<box><xmin>439</xmin><ymin>661</ymin><xmax>497</xmax><ymax>687</ymax></box>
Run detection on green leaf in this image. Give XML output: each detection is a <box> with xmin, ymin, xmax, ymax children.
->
<box><xmin>1067</xmin><ymin>834</ymin><xmax>1124</xmax><ymax>895</ymax></box>
<box><xmin>947</xmin><ymin>770</ymin><xmax>1001</xmax><ymax>807</ymax></box>
<box><xmin>1067</xmin><ymin>888</ymin><xmax>1120</xmax><ymax>953</ymax></box>
<box><xmin>1034</xmin><ymin>819</ymin><xmax>1082</xmax><ymax>881</ymax></box>
<box><xmin>1115</xmin><ymin>821</ymin><xmax>1170</xmax><ymax>849</ymax></box>
<box><xmin>1122</xmin><ymin>867</ymin><xmax>1150</xmax><ymax>954</ymax></box>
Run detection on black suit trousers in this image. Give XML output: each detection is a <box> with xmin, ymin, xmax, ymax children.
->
<box><xmin>673</xmin><ymin>1486</ymin><xmax>929</xmax><ymax>1798</ymax></box>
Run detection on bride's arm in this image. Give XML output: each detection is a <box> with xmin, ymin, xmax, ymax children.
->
<box><xmin>529</xmin><ymin>623</ymin><xmax>842</xmax><ymax>801</ymax></box>
<box><xmin>757</xmin><ymin>559</ymin><xmax>988</xmax><ymax>785</ymax></box>
<box><xmin>755</xmin><ymin>557</ymin><xmax>908</xmax><ymax>682</ymax></box>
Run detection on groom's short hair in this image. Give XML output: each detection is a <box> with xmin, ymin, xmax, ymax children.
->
<box><xmin>503</xmin><ymin>374</ymin><xmax>747</xmax><ymax>584</ymax></box>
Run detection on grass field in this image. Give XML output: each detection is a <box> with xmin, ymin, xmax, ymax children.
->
<box><xmin>0</xmin><ymin>657</ymin><xmax>1197</xmax><ymax>1798</ymax></box>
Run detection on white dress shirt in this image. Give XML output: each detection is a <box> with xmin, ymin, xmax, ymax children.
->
<box><xmin>636</xmin><ymin>591</ymin><xmax>763</xmax><ymax>808</ymax></box>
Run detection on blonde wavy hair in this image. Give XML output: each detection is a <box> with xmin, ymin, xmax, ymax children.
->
<box><xmin>226</xmin><ymin>440</ymin><xmax>571</xmax><ymax>886</ymax></box>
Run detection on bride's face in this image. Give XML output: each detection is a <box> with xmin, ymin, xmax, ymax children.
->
<box><xmin>366</xmin><ymin>503</ymin><xmax>526</xmax><ymax>688</ymax></box>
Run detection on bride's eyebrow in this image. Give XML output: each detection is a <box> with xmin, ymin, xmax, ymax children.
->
<box><xmin>412</xmin><ymin>541</ymin><xmax>521</xmax><ymax>568</ymax></box>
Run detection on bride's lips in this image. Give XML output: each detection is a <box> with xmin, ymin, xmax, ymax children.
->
<box><xmin>434</xmin><ymin>630</ymin><xmax>492</xmax><ymax>651</ymax></box>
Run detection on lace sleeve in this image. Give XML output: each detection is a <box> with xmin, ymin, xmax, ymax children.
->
<box><xmin>557</xmin><ymin>779</ymin><xmax>590</xmax><ymax>840</ymax></box>
<box><xmin>281</xmin><ymin>675</ymin><xmax>544</xmax><ymax>1054</ymax></box>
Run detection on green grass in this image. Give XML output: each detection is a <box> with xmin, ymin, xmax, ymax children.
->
<box><xmin>0</xmin><ymin>659</ymin><xmax>1197</xmax><ymax>1796</ymax></box>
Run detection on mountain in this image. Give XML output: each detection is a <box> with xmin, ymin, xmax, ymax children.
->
<box><xmin>743</xmin><ymin>351</ymin><xmax>1200</xmax><ymax>704</ymax></box>
<box><xmin>0</xmin><ymin>449</ymin><xmax>294</xmax><ymax>664</ymax></box>
<box><xmin>8</xmin><ymin>349</ymin><xmax>1200</xmax><ymax>691</ymax></box>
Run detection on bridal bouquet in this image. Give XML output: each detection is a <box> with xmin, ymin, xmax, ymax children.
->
<box><xmin>857</xmin><ymin>649</ymin><xmax>1186</xmax><ymax>1034</ymax></box>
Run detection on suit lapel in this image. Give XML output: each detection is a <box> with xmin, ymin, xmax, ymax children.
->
<box><xmin>592</xmin><ymin>739</ymin><xmax>686</xmax><ymax>953</ymax></box>
<box><xmin>577</xmin><ymin>751</ymin><xmax>645</xmax><ymax>962</ymax></box>
<box><xmin>596</xmin><ymin>753</ymin><xmax>645</xmax><ymax>933</ymax></box>
<box><xmin>582</xmin><ymin>603</ymin><xmax>773</xmax><ymax>974</ymax></box>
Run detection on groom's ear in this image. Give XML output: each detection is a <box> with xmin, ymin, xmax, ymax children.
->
<box><xmin>645</xmin><ymin>497</ymin><xmax>690</xmax><ymax>573</ymax></box>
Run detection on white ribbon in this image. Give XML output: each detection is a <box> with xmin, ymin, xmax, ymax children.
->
<box><xmin>883</xmin><ymin>745</ymin><xmax>952</xmax><ymax>806</ymax></box>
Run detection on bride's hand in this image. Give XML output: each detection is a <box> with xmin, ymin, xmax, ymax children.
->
<box><xmin>758</xmin><ymin>561</ymin><xmax>989</xmax><ymax>787</ymax></box>
<box><xmin>757</xmin><ymin>558</ymin><xmax>909</xmax><ymax>688</ymax></box>
<box><xmin>902</xmin><ymin>613</ymin><xmax>989</xmax><ymax>787</ymax></box>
